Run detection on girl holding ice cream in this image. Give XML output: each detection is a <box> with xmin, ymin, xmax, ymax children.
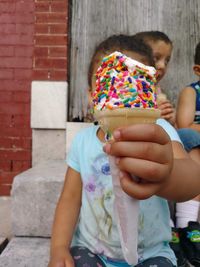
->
<box><xmin>48</xmin><ymin>35</ymin><xmax>200</xmax><ymax>267</ymax></box>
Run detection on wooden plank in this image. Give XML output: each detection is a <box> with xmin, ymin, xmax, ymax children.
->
<box><xmin>69</xmin><ymin>0</ymin><xmax>200</xmax><ymax>119</ymax></box>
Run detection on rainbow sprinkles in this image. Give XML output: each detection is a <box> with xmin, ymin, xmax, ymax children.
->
<box><xmin>92</xmin><ymin>51</ymin><xmax>158</xmax><ymax>111</ymax></box>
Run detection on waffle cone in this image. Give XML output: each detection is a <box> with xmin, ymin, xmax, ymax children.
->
<box><xmin>94</xmin><ymin>108</ymin><xmax>160</xmax><ymax>134</ymax></box>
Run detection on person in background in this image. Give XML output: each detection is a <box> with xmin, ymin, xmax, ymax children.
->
<box><xmin>176</xmin><ymin>41</ymin><xmax>200</xmax><ymax>267</ymax></box>
<box><xmin>134</xmin><ymin>31</ymin><xmax>176</xmax><ymax>126</ymax></box>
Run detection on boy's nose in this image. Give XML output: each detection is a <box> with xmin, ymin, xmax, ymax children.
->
<box><xmin>157</xmin><ymin>60</ymin><xmax>166</xmax><ymax>70</ymax></box>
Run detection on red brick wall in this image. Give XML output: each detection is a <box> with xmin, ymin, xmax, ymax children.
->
<box><xmin>0</xmin><ymin>0</ymin><xmax>34</xmax><ymax>196</ymax></box>
<box><xmin>34</xmin><ymin>0</ymin><xmax>68</xmax><ymax>81</ymax></box>
<box><xmin>0</xmin><ymin>0</ymin><xmax>69</xmax><ymax>196</ymax></box>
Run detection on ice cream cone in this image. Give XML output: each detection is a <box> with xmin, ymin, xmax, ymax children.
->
<box><xmin>94</xmin><ymin>108</ymin><xmax>160</xmax><ymax>137</ymax></box>
<box><xmin>92</xmin><ymin>51</ymin><xmax>160</xmax><ymax>265</ymax></box>
<box><xmin>95</xmin><ymin>108</ymin><xmax>160</xmax><ymax>265</ymax></box>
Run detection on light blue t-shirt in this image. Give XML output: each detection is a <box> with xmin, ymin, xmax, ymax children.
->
<box><xmin>67</xmin><ymin>119</ymin><xmax>180</xmax><ymax>266</ymax></box>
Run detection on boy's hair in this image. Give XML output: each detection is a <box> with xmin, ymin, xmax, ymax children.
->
<box><xmin>88</xmin><ymin>34</ymin><xmax>154</xmax><ymax>88</ymax></box>
<box><xmin>134</xmin><ymin>31</ymin><xmax>172</xmax><ymax>46</ymax></box>
<box><xmin>194</xmin><ymin>42</ymin><xmax>200</xmax><ymax>65</ymax></box>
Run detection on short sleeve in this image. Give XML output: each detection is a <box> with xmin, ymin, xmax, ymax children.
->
<box><xmin>156</xmin><ymin>118</ymin><xmax>182</xmax><ymax>144</ymax></box>
<box><xmin>67</xmin><ymin>133</ymin><xmax>81</xmax><ymax>173</ymax></box>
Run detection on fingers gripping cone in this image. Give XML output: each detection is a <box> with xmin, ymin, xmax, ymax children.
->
<box><xmin>92</xmin><ymin>52</ymin><xmax>160</xmax><ymax>265</ymax></box>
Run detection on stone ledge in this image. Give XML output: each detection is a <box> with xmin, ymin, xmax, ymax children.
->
<box><xmin>32</xmin><ymin>129</ymin><xmax>66</xmax><ymax>166</ymax></box>
<box><xmin>11</xmin><ymin>160</ymin><xmax>66</xmax><ymax>237</ymax></box>
<box><xmin>0</xmin><ymin>237</ymin><xmax>50</xmax><ymax>267</ymax></box>
<box><xmin>31</xmin><ymin>81</ymin><xmax>67</xmax><ymax>129</ymax></box>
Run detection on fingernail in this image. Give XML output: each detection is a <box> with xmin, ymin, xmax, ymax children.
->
<box><xmin>113</xmin><ymin>130</ymin><xmax>121</xmax><ymax>140</ymax></box>
<box><xmin>103</xmin><ymin>143</ymin><xmax>111</xmax><ymax>154</ymax></box>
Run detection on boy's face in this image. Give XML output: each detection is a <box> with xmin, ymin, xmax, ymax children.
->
<box><xmin>148</xmin><ymin>40</ymin><xmax>172</xmax><ymax>82</ymax></box>
<box><xmin>90</xmin><ymin>50</ymin><xmax>150</xmax><ymax>91</ymax></box>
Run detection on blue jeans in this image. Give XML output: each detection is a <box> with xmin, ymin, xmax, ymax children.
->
<box><xmin>177</xmin><ymin>128</ymin><xmax>200</xmax><ymax>152</ymax></box>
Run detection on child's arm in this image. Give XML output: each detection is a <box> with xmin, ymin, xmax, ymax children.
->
<box><xmin>48</xmin><ymin>167</ymin><xmax>82</xmax><ymax>267</ymax></box>
<box><xmin>176</xmin><ymin>87</ymin><xmax>200</xmax><ymax>132</ymax></box>
<box><xmin>156</xmin><ymin>140</ymin><xmax>200</xmax><ymax>201</ymax></box>
<box><xmin>104</xmin><ymin>124</ymin><xmax>200</xmax><ymax>202</ymax></box>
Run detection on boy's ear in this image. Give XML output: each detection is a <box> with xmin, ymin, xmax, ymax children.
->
<box><xmin>193</xmin><ymin>64</ymin><xmax>200</xmax><ymax>76</ymax></box>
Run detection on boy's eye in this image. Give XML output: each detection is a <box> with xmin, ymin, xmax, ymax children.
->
<box><xmin>153</xmin><ymin>55</ymin><xmax>160</xmax><ymax>62</ymax></box>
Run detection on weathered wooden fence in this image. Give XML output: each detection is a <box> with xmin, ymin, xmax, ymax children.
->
<box><xmin>69</xmin><ymin>0</ymin><xmax>200</xmax><ymax>119</ymax></box>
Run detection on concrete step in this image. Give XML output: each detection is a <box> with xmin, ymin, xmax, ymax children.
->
<box><xmin>11</xmin><ymin>123</ymin><xmax>90</xmax><ymax>237</ymax></box>
<box><xmin>11</xmin><ymin>160</ymin><xmax>66</xmax><ymax>237</ymax></box>
<box><xmin>0</xmin><ymin>237</ymin><xmax>50</xmax><ymax>267</ymax></box>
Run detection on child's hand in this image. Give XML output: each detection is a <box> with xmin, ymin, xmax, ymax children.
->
<box><xmin>158</xmin><ymin>99</ymin><xmax>176</xmax><ymax>125</ymax></box>
<box><xmin>103</xmin><ymin>124</ymin><xmax>173</xmax><ymax>200</ymax></box>
<box><xmin>48</xmin><ymin>247</ymin><xmax>74</xmax><ymax>267</ymax></box>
